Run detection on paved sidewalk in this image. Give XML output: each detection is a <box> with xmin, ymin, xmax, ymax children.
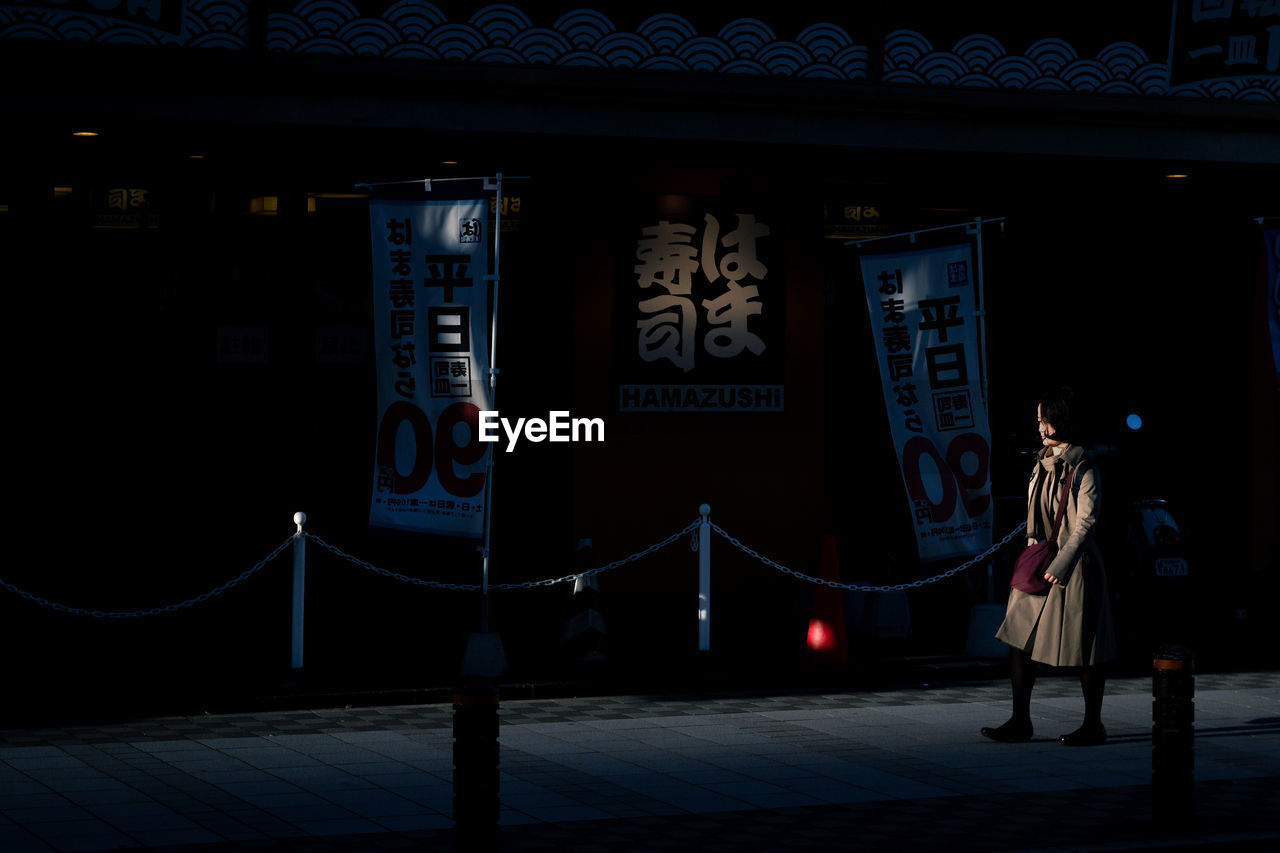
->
<box><xmin>0</xmin><ymin>671</ymin><xmax>1276</xmax><ymax>852</ymax></box>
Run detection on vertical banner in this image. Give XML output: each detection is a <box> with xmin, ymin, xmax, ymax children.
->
<box><xmin>859</xmin><ymin>243</ymin><xmax>993</xmax><ymax>562</ymax></box>
<box><xmin>368</xmin><ymin>198</ymin><xmax>492</xmax><ymax>537</ymax></box>
<box><xmin>616</xmin><ymin>200</ymin><xmax>785</xmax><ymax>412</ymax></box>
<box><xmin>1266</xmin><ymin>226</ymin><xmax>1280</xmax><ymax>390</ymax></box>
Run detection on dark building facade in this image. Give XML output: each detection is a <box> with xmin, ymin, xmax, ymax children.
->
<box><xmin>2</xmin><ymin>1</ymin><xmax>1277</xmax><ymax>716</ymax></box>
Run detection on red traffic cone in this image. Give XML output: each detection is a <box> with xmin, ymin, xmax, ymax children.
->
<box><xmin>807</xmin><ymin>534</ymin><xmax>848</xmax><ymax>663</ymax></box>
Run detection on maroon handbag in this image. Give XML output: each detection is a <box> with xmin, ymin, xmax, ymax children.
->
<box><xmin>1011</xmin><ymin>465</ymin><xmax>1075</xmax><ymax>595</ymax></box>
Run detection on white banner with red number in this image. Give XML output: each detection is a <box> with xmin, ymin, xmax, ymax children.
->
<box><xmin>860</xmin><ymin>243</ymin><xmax>993</xmax><ymax>562</ymax></box>
<box><xmin>369</xmin><ymin>198</ymin><xmax>491</xmax><ymax>537</ymax></box>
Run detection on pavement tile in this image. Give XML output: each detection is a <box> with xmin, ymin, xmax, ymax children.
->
<box><xmin>128</xmin><ymin>826</ymin><xmax>226</xmax><ymax>846</ymax></box>
<box><xmin>331</xmin><ymin>760</ymin><xmax>415</xmax><ymax>776</ymax></box>
<box><xmin>266</xmin><ymin>802</ymin><xmax>360</xmax><ymax>823</ymax></box>
<box><xmin>182</xmin><ymin>767</ymin><xmax>276</xmax><ymax>785</ymax></box>
<box><xmin>295</xmin><ymin>817</ymin><xmax>385</xmax><ymax>836</ymax></box>
<box><xmin>517</xmin><ymin>805</ymin><xmax>616</xmax><ymax>822</ymax></box>
<box><xmin>4</xmin><ymin>755</ymin><xmax>87</xmax><ymax>772</ymax></box>
<box><xmin>23</xmin><ymin>818</ymin><xmax>141</xmax><ymax>851</ymax></box>
<box><xmin>0</xmin><ymin>748</ymin><xmax>65</xmax><ymax>760</ymax></box>
<box><xmin>375</xmin><ymin>813</ymin><xmax>454</xmax><ymax>832</ymax></box>
<box><xmin>317</xmin><ymin>790</ymin><xmax>423</xmax><ymax>817</ymax></box>
<box><xmin>240</xmin><ymin>796</ymin><xmax>340</xmax><ymax>820</ymax></box>
<box><xmin>0</xmin><ymin>791</ymin><xmax>65</xmax><ymax>811</ymax></box>
<box><xmin>61</xmin><ymin>786</ymin><xmax>153</xmax><ymax>806</ymax></box>
<box><xmin>0</xmin><ymin>824</ymin><xmax>55</xmax><ymax>853</ymax></box>
<box><xmin>0</xmin><ymin>672</ymin><xmax>1274</xmax><ymax>850</ymax></box>
<box><xmin>217</xmin><ymin>748</ymin><xmax>322</xmax><ymax>770</ymax></box>
<box><xmin>132</xmin><ymin>741</ymin><xmax>210</xmax><ymax>754</ymax></box>
<box><xmin>5</xmin><ymin>803</ymin><xmax>103</xmax><ymax>827</ymax></box>
<box><xmin>267</xmin><ymin>766</ymin><xmax>373</xmax><ymax>791</ymax></box>
<box><xmin>193</xmin><ymin>737</ymin><xmax>266</xmax><ymax>749</ymax></box>
<box><xmin>219</xmin><ymin>778</ymin><xmax>307</xmax><ymax>797</ymax></box>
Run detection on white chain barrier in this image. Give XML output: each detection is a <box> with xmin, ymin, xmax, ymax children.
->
<box><xmin>303</xmin><ymin>519</ymin><xmax>703</xmax><ymax>591</ymax></box>
<box><xmin>0</xmin><ymin>514</ymin><xmax>1028</xmax><ymax>618</ymax></box>
<box><xmin>711</xmin><ymin>521</ymin><xmax>1029</xmax><ymax>592</ymax></box>
<box><xmin>0</xmin><ymin>535</ymin><xmax>296</xmax><ymax>619</ymax></box>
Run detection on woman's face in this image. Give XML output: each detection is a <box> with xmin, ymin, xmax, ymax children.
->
<box><xmin>1037</xmin><ymin>404</ymin><xmax>1063</xmax><ymax>447</ymax></box>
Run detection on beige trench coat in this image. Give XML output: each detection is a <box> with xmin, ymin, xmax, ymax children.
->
<box><xmin>995</xmin><ymin>444</ymin><xmax>1118</xmax><ymax>667</ymax></box>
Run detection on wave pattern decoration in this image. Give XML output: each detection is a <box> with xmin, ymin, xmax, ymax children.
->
<box><xmin>636</xmin><ymin>13</ymin><xmax>696</xmax><ymax>53</ymax></box>
<box><xmin>881</xmin><ymin>29</ymin><xmax>1195</xmax><ymax>97</ymax></box>
<box><xmin>1175</xmin><ymin>77</ymin><xmax>1280</xmax><ymax>102</ymax></box>
<box><xmin>1</xmin><ymin>5</ymin><xmax>1272</xmax><ymax>102</ymax></box>
<box><xmin>259</xmin><ymin>3</ymin><xmax>865</xmax><ymax>79</ymax></box>
<box><xmin>469</xmin><ymin>4</ymin><xmax>531</xmax><ymax>46</ymax></box>
<box><xmin>510</xmin><ymin>27</ymin><xmax>572</xmax><ymax>64</ymax></box>
<box><xmin>555</xmin><ymin>9</ymin><xmax>613</xmax><ymax>48</ymax></box>
<box><xmin>796</xmin><ymin>22</ymin><xmax>852</xmax><ymax>60</ymax></box>
<box><xmin>0</xmin><ymin>0</ymin><xmax>249</xmax><ymax>46</ymax></box>
<box><xmin>381</xmin><ymin>1</ymin><xmax>444</xmax><ymax>42</ymax></box>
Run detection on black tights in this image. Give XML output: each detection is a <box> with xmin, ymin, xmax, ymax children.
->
<box><xmin>1009</xmin><ymin>648</ymin><xmax>1105</xmax><ymax>728</ymax></box>
<box><xmin>1010</xmin><ymin>648</ymin><xmax>1035</xmax><ymax>725</ymax></box>
<box><xmin>1080</xmin><ymin>663</ymin><xmax>1106</xmax><ymax>728</ymax></box>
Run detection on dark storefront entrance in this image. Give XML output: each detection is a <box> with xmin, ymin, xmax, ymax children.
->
<box><xmin>2</xmin><ymin>2</ymin><xmax>1277</xmax><ymax>719</ymax></box>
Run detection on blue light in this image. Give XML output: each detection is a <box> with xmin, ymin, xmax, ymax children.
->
<box><xmin>1126</xmin><ymin>413</ymin><xmax>1144</xmax><ymax>431</ymax></box>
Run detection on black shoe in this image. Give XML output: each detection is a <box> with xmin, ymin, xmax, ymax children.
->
<box><xmin>1058</xmin><ymin>724</ymin><xmax>1107</xmax><ymax>746</ymax></box>
<box><xmin>981</xmin><ymin>720</ymin><xmax>1033</xmax><ymax>743</ymax></box>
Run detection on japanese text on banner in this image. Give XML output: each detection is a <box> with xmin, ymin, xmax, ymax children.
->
<box><xmin>368</xmin><ymin>199</ymin><xmax>492</xmax><ymax>537</ymax></box>
<box><xmin>860</xmin><ymin>243</ymin><xmax>993</xmax><ymax>562</ymax></box>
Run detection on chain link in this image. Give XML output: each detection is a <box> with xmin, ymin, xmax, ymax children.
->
<box><xmin>710</xmin><ymin>522</ymin><xmax>1027</xmax><ymax>592</ymax></box>
<box><xmin>490</xmin><ymin>519</ymin><xmax>701</xmax><ymax>590</ymax></box>
<box><xmin>303</xmin><ymin>533</ymin><xmax>481</xmax><ymax>590</ymax></box>
<box><xmin>0</xmin><ymin>535</ymin><xmax>296</xmax><ymax>618</ymax></box>
<box><xmin>304</xmin><ymin>519</ymin><xmax>702</xmax><ymax>591</ymax></box>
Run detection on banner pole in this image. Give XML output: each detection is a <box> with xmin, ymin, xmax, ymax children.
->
<box><xmin>973</xmin><ymin>217</ymin><xmax>990</xmax><ymax>412</ymax></box>
<box><xmin>972</xmin><ymin>217</ymin><xmax>994</xmax><ymax>604</ymax></box>
<box><xmin>478</xmin><ymin>173</ymin><xmax>504</xmax><ymax>633</ymax></box>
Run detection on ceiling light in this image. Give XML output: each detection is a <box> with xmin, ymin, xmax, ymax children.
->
<box><xmin>71</xmin><ymin>130</ymin><xmax>99</xmax><ymax>137</ymax></box>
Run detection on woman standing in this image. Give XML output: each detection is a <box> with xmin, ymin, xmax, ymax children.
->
<box><xmin>982</xmin><ymin>387</ymin><xmax>1117</xmax><ymax>746</ymax></box>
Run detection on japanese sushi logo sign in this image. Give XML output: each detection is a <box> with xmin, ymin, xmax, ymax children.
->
<box><xmin>368</xmin><ymin>198</ymin><xmax>492</xmax><ymax>537</ymax></box>
<box><xmin>860</xmin><ymin>243</ymin><xmax>993</xmax><ymax>562</ymax></box>
<box><xmin>618</xmin><ymin>203</ymin><xmax>784</xmax><ymax>412</ymax></box>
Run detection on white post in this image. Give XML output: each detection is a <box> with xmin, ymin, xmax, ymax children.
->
<box><xmin>291</xmin><ymin>511</ymin><xmax>306</xmax><ymax>670</ymax></box>
<box><xmin>698</xmin><ymin>504</ymin><xmax>711</xmax><ymax>652</ymax></box>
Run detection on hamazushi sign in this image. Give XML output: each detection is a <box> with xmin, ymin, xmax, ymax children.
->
<box><xmin>616</xmin><ymin>198</ymin><xmax>785</xmax><ymax>413</ymax></box>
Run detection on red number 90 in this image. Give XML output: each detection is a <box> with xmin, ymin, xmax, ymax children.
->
<box><xmin>375</xmin><ymin>401</ymin><xmax>488</xmax><ymax>498</ymax></box>
<box><xmin>901</xmin><ymin>433</ymin><xmax>990</xmax><ymax>523</ymax></box>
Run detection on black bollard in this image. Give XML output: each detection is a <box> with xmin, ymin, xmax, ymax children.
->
<box><xmin>453</xmin><ymin>682</ymin><xmax>500</xmax><ymax>849</ymax></box>
<box><xmin>1152</xmin><ymin>645</ymin><xmax>1194</xmax><ymax>830</ymax></box>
